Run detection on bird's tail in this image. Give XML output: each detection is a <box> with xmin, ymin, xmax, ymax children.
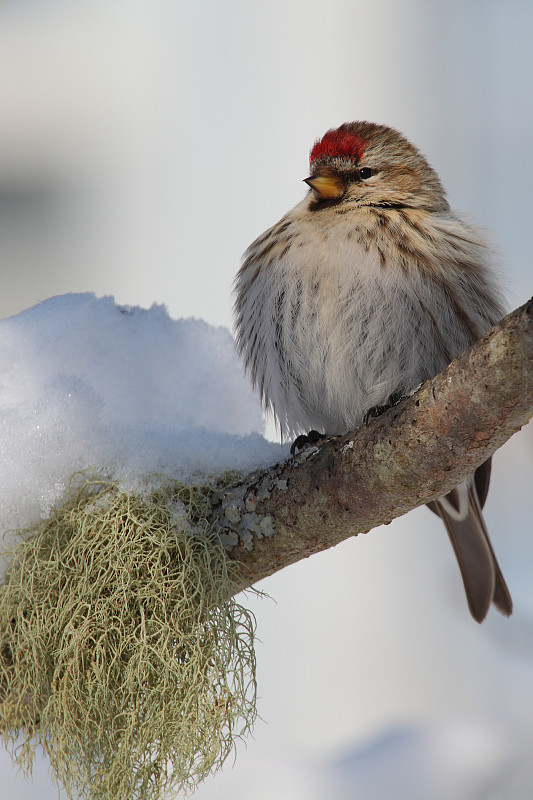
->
<box><xmin>427</xmin><ymin>459</ymin><xmax>512</xmax><ymax>623</ymax></box>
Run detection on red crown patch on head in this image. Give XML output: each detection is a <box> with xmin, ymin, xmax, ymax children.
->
<box><xmin>310</xmin><ymin>128</ymin><xmax>366</xmax><ymax>166</ymax></box>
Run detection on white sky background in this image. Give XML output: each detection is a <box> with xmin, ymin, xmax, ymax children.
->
<box><xmin>0</xmin><ymin>1</ymin><xmax>532</xmax><ymax>798</ymax></box>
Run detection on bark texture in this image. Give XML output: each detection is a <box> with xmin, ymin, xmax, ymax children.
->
<box><xmin>209</xmin><ymin>299</ymin><xmax>533</xmax><ymax>593</ymax></box>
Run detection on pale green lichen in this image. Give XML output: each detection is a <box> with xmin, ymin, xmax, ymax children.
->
<box><xmin>0</xmin><ymin>476</ymin><xmax>257</xmax><ymax>800</ymax></box>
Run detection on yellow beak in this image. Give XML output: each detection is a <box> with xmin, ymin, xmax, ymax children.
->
<box><xmin>303</xmin><ymin>174</ymin><xmax>344</xmax><ymax>200</ymax></box>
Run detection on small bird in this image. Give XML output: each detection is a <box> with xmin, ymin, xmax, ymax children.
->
<box><xmin>233</xmin><ymin>121</ymin><xmax>512</xmax><ymax>622</ymax></box>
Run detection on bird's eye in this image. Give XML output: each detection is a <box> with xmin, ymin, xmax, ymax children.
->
<box><xmin>358</xmin><ymin>167</ymin><xmax>374</xmax><ymax>180</ymax></box>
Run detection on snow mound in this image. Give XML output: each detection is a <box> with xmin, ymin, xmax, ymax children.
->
<box><xmin>0</xmin><ymin>293</ymin><xmax>286</xmax><ymax>531</ymax></box>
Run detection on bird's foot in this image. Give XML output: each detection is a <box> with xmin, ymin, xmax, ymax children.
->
<box><xmin>363</xmin><ymin>390</ymin><xmax>406</xmax><ymax>426</ymax></box>
<box><xmin>363</xmin><ymin>404</ymin><xmax>390</xmax><ymax>425</ymax></box>
<box><xmin>290</xmin><ymin>429</ymin><xmax>326</xmax><ymax>455</ymax></box>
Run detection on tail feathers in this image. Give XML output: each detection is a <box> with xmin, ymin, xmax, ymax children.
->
<box><xmin>427</xmin><ymin>478</ymin><xmax>512</xmax><ymax>623</ymax></box>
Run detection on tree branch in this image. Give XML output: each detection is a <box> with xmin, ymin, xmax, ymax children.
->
<box><xmin>209</xmin><ymin>299</ymin><xmax>533</xmax><ymax>594</ymax></box>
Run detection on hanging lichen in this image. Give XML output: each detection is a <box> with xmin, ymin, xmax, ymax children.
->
<box><xmin>0</xmin><ymin>476</ymin><xmax>257</xmax><ymax>800</ymax></box>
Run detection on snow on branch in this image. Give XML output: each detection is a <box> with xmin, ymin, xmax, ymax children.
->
<box><xmin>210</xmin><ymin>298</ymin><xmax>533</xmax><ymax>593</ymax></box>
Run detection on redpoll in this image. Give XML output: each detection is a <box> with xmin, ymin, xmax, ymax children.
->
<box><xmin>234</xmin><ymin>121</ymin><xmax>512</xmax><ymax>622</ymax></box>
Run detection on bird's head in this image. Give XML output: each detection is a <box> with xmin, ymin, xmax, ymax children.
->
<box><xmin>305</xmin><ymin>121</ymin><xmax>448</xmax><ymax>213</ymax></box>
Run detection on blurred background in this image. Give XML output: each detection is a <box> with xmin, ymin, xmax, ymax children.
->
<box><xmin>1</xmin><ymin>1</ymin><xmax>532</xmax><ymax>798</ymax></box>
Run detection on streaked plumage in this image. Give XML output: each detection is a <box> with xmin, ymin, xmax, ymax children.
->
<box><xmin>234</xmin><ymin>121</ymin><xmax>512</xmax><ymax>622</ymax></box>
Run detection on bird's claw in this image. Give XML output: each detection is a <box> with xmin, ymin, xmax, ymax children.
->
<box><xmin>290</xmin><ymin>429</ymin><xmax>325</xmax><ymax>455</ymax></box>
<box><xmin>363</xmin><ymin>391</ymin><xmax>407</xmax><ymax>426</ymax></box>
<box><xmin>363</xmin><ymin>404</ymin><xmax>390</xmax><ymax>426</ymax></box>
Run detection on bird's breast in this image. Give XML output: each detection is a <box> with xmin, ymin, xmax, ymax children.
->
<box><xmin>235</xmin><ymin>207</ymin><xmax>491</xmax><ymax>437</ymax></box>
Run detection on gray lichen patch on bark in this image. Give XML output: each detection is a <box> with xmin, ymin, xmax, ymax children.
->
<box><xmin>209</xmin><ymin>449</ymin><xmax>313</xmax><ymax>551</ymax></box>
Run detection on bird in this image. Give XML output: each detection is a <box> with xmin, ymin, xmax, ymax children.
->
<box><xmin>233</xmin><ymin>121</ymin><xmax>512</xmax><ymax>623</ymax></box>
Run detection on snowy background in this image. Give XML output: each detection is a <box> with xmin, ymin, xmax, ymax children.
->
<box><xmin>1</xmin><ymin>1</ymin><xmax>532</xmax><ymax>799</ymax></box>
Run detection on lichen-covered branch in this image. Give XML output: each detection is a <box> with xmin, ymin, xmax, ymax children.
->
<box><xmin>209</xmin><ymin>298</ymin><xmax>533</xmax><ymax>593</ymax></box>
